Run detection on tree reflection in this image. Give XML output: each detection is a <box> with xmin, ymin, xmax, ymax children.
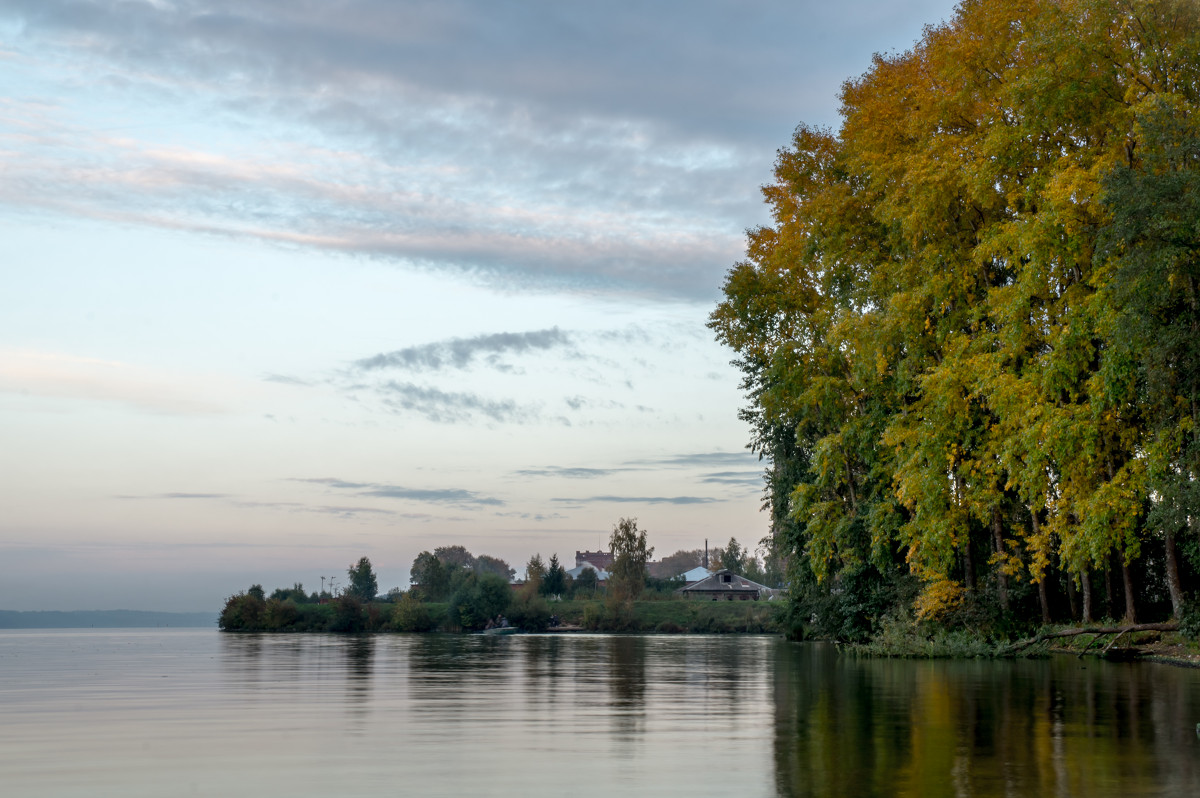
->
<box><xmin>343</xmin><ymin>635</ymin><xmax>373</xmax><ymax>712</ymax></box>
<box><xmin>772</xmin><ymin>644</ymin><xmax>1200</xmax><ymax>797</ymax></box>
<box><xmin>608</xmin><ymin>635</ymin><xmax>646</xmax><ymax>739</ymax></box>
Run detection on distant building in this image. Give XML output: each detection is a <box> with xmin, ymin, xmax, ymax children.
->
<box><xmin>679</xmin><ymin>566</ymin><xmax>712</xmax><ymax>585</ymax></box>
<box><xmin>575</xmin><ymin>550</ymin><xmax>614</xmax><ymax>570</ymax></box>
<box><xmin>566</xmin><ymin>561</ymin><xmax>609</xmax><ymax>584</ymax></box>
<box><xmin>678</xmin><ymin>569</ymin><xmax>774</xmax><ymax>601</ymax></box>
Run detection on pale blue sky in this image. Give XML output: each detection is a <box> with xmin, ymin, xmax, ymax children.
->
<box><xmin>0</xmin><ymin>0</ymin><xmax>958</xmax><ymax>611</ymax></box>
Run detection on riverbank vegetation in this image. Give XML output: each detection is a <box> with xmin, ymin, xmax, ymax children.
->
<box><xmin>220</xmin><ymin>523</ymin><xmax>781</xmax><ymax>635</ymax></box>
<box><xmin>219</xmin><ymin>593</ymin><xmax>778</xmax><ymax>635</ymax></box>
<box><xmin>710</xmin><ymin>0</ymin><xmax>1200</xmax><ymax>654</ymax></box>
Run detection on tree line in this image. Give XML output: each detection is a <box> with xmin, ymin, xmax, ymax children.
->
<box><xmin>221</xmin><ymin>518</ymin><xmax>776</xmax><ymax>633</ymax></box>
<box><xmin>709</xmin><ymin>0</ymin><xmax>1200</xmax><ymax>642</ymax></box>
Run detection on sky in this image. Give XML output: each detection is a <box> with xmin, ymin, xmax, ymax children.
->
<box><xmin>0</xmin><ymin>0</ymin><xmax>959</xmax><ymax>612</ymax></box>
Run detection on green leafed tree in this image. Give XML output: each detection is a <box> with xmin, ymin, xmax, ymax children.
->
<box><xmin>525</xmin><ymin>553</ymin><xmax>546</xmax><ymax>595</ymax></box>
<box><xmin>410</xmin><ymin>551</ymin><xmax>450</xmax><ymax>601</ymax></box>
<box><xmin>542</xmin><ymin>553</ymin><xmax>567</xmax><ymax>596</ymax></box>
<box><xmin>608</xmin><ymin>517</ymin><xmax>654</xmax><ymax>600</ymax></box>
<box><xmin>475</xmin><ymin>554</ymin><xmax>516</xmax><ymax>580</ymax></box>
<box><xmin>449</xmin><ymin>573</ymin><xmax>512</xmax><ymax>631</ymax></box>
<box><xmin>573</xmin><ymin>566</ymin><xmax>599</xmax><ymax>598</ymax></box>
<box><xmin>269</xmin><ymin>583</ymin><xmax>310</xmax><ymax>603</ymax></box>
<box><xmin>346</xmin><ymin>557</ymin><xmax>378</xmax><ymax>602</ymax></box>
<box><xmin>433</xmin><ymin>545</ymin><xmax>475</xmax><ymax>571</ymax></box>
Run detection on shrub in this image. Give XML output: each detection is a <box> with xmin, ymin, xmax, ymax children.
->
<box><xmin>1179</xmin><ymin>597</ymin><xmax>1200</xmax><ymax>640</ymax></box>
<box><xmin>329</xmin><ymin>595</ymin><xmax>365</xmax><ymax>632</ymax></box>
<box><xmin>854</xmin><ymin>609</ymin><xmax>1000</xmax><ymax>658</ymax></box>
<box><xmin>390</xmin><ymin>594</ymin><xmax>438</xmax><ymax>632</ymax></box>
<box><xmin>508</xmin><ymin>592</ymin><xmax>552</xmax><ymax>631</ymax></box>
<box><xmin>602</xmin><ymin>596</ymin><xmax>635</xmax><ymax>631</ymax></box>
<box><xmin>219</xmin><ymin>591</ymin><xmax>266</xmax><ymax>631</ymax></box>
<box><xmin>448</xmin><ymin>573</ymin><xmax>512</xmax><ymax>631</ymax></box>
<box><xmin>263</xmin><ymin>598</ymin><xmax>299</xmax><ymax>630</ymax></box>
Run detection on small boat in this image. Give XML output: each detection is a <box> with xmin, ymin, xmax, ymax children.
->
<box><xmin>480</xmin><ymin>625</ymin><xmax>519</xmax><ymax>636</ymax></box>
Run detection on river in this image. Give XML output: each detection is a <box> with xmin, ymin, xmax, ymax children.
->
<box><xmin>0</xmin><ymin>629</ymin><xmax>1196</xmax><ymax>797</ymax></box>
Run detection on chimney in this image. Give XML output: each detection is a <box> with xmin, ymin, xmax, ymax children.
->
<box><xmin>704</xmin><ymin>539</ymin><xmax>708</xmax><ymax>570</ymax></box>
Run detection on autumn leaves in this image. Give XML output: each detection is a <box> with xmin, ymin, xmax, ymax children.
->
<box><xmin>712</xmin><ymin>1</ymin><xmax>1200</xmax><ymax>626</ymax></box>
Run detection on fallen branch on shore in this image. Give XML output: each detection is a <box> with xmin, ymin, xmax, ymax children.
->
<box><xmin>1001</xmin><ymin>622</ymin><xmax>1179</xmax><ymax>656</ymax></box>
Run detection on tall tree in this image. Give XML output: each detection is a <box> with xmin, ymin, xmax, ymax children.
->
<box><xmin>525</xmin><ymin>554</ymin><xmax>546</xmax><ymax>594</ymax></box>
<box><xmin>657</xmin><ymin>549</ymin><xmax>705</xmax><ymax>577</ymax></box>
<box><xmin>474</xmin><ymin>554</ymin><xmax>516</xmax><ymax>580</ymax></box>
<box><xmin>1098</xmin><ymin>94</ymin><xmax>1200</xmax><ymax>617</ymax></box>
<box><xmin>542</xmin><ymin>554</ymin><xmax>567</xmax><ymax>596</ymax></box>
<box><xmin>608</xmin><ymin>518</ymin><xmax>654</xmax><ymax>600</ymax></box>
<box><xmin>410</xmin><ymin>551</ymin><xmax>450</xmax><ymax>601</ymax></box>
<box><xmin>346</xmin><ymin>556</ymin><xmax>378</xmax><ymax>602</ymax></box>
<box><xmin>433</xmin><ymin>545</ymin><xmax>476</xmax><ymax>571</ymax></box>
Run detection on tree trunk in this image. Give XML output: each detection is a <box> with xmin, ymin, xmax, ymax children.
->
<box><xmin>1066</xmin><ymin>572</ymin><xmax>1079</xmax><ymax>621</ymax></box>
<box><xmin>1121</xmin><ymin>553</ymin><xmax>1138</xmax><ymax>624</ymax></box>
<box><xmin>1165</xmin><ymin>527</ymin><xmax>1185</xmax><ymax>619</ymax></box>
<box><xmin>1081</xmin><ymin>571</ymin><xmax>1093</xmax><ymax>624</ymax></box>
<box><xmin>1104</xmin><ymin>554</ymin><xmax>1115</xmax><ymax>621</ymax></box>
<box><xmin>962</xmin><ymin>533</ymin><xmax>976</xmax><ymax>593</ymax></box>
<box><xmin>957</xmin><ymin>475</ymin><xmax>975</xmax><ymax>593</ymax></box>
<box><xmin>1030</xmin><ymin>509</ymin><xmax>1050</xmax><ymax>624</ymax></box>
<box><xmin>992</xmin><ymin>507</ymin><xmax>1008</xmax><ymax>612</ymax></box>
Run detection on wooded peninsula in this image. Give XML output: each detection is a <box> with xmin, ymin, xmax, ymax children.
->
<box><xmin>220</xmin><ymin>521</ymin><xmax>778</xmax><ymax>635</ymax></box>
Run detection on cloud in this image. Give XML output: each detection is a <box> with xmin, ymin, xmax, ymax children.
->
<box><xmin>233</xmin><ymin>500</ymin><xmax>397</xmax><ymax>518</ymax></box>
<box><xmin>698</xmin><ymin>471</ymin><xmax>764</xmax><ymax>486</ymax></box>
<box><xmin>293</xmin><ymin>477</ymin><xmax>504</xmax><ymax>507</ymax></box>
<box><xmin>0</xmin><ymin>0</ymin><xmax>961</xmax><ymax>300</ymax></box>
<box><xmin>493</xmin><ymin>510</ymin><xmax>568</xmax><ymax>521</ymax></box>
<box><xmin>355</xmin><ymin>328</ymin><xmax>571</xmax><ymax>372</ymax></box>
<box><xmin>513</xmin><ymin>466</ymin><xmax>621</xmax><ymax>479</ymax></box>
<box><xmin>551</xmin><ymin>495</ymin><xmax>717</xmax><ymax>506</ymax></box>
<box><xmin>374</xmin><ymin>381</ymin><xmax>534</xmax><ymax>424</ymax></box>
<box><xmin>117</xmin><ymin>493</ymin><xmax>232</xmax><ymax>500</ymax></box>
<box><xmin>0</xmin><ymin>349</ymin><xmax>227</xmax><ymax>415</ymax></box>
<box><xmin>629</xmin><ymin>451</ymin><xmax>761</xmax><ymax>468</ymax></box>
<box><xmin>262</xmin><ymin>373</ymin><xmax>314</xmax><ymax>386</ymax></box>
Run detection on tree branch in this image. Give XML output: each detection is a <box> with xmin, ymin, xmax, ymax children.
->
<box><xmin>1001</xmin><ymin>622</ymin><xmax>1178</xmax><ymax>655</ymax></box>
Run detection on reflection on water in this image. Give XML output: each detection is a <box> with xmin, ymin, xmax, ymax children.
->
<box><xmin>772</xmin><ymin>644</ymin><xmax>1200</xmax><ymax>797</ymax></box>
<box><xmin>0</xmin><ymin>630</ymin><xmax>1197</xmax><ymax>797</ymax></box>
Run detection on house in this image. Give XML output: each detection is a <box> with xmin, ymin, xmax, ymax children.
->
<box><xmin>566</xmin><ymin>561</ymin><xmax>609</xmax><ymax>584</ymax></box>
<box><xmin>678</xmin><ymin>569</ymin><xmax>773</xmax><ymax>601</ymax></box>
<box><xmin>678</xmin><ymin>566</ymin><xmax>712</xmax><ymax>585</ymax></box>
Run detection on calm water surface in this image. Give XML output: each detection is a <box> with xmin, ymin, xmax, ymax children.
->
<box><xmin>1</xmin><ymin>630</ymin><xmax>1198</xmax><ymax>797</ymax></box>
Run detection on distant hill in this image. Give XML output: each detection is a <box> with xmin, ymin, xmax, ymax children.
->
<box><xmin>0</xmin><ymin>610</ymin><xmax>217</xmax><ymax>629</ymax></box>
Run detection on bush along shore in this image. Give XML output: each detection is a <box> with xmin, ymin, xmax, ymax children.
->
<box><xmin>219</xmin><ymin>592</ymin><xmax>779</xmax><ymax>635</ymax></box>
